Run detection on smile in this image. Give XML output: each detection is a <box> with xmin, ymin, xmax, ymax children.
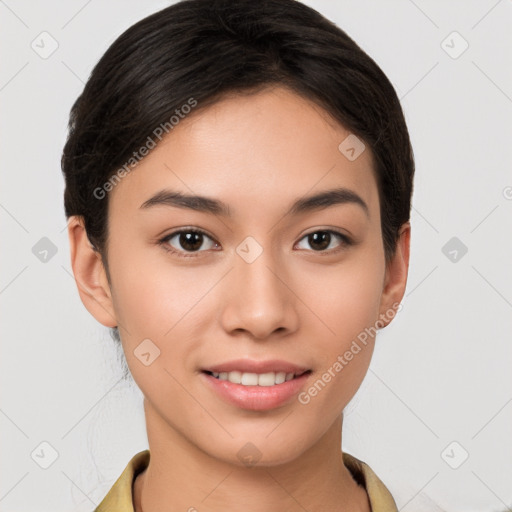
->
<box><xmin>204</xmin><ymin>370</ymin><xmax>310</xmax><ymax>386</ymax></box>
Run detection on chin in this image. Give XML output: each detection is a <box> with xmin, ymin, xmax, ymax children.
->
<box><xmin>202</xmin><ymin>432</ymin><xmax>312</xmax><ymax>468</ymax></box>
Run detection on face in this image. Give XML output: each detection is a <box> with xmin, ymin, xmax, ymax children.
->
<box><xmin>70</xmin><ymin>86</ymin><xmax>409</xmax><ymax>466</ymax></box>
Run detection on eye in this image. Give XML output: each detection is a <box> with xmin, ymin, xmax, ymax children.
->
<box><xmin>159</xmin><ymin>228</ymin><xmax>219</xmax><ymax>257</ymax></box>
<box><xmin>158</xmin><ymin>228</ymin><xmax>352</xmax><ymax>258</ymax></box>
<box><xmin>295</xmin><ymin>230</ymin><xmax>352</xmax><ymax>253</ymax></box>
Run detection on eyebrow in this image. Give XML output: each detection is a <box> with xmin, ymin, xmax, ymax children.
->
<box><xmin>139</xmin><ymin>186</ymin><xmax>369</xmax><ymax>218</ymax></box>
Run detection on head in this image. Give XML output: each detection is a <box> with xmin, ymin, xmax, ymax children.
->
<box><xmin>62</xmin><ymin>0</ymin><xmax>413</xmax><ymax>466</ymax></box>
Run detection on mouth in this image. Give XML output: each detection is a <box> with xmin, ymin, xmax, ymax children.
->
<box><xmin>202</xmin><ymin>369</ymin><xmax>312</xmax><ymax>387</ymax></box>
<box><xmin>200</xmin><ymin>363</ymin><xmax>313</xmax><ymax>411</ymax></box>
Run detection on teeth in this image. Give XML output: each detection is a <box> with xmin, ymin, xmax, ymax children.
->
<box><xmin>210</xmin><ymin>370</ymin><xmax>300</xmax><ymax>386</ymax></box>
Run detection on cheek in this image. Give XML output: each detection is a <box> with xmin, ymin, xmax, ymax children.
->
<box><xmin>302</xmin><ymin>247</ymin><xmax>384</xmax><ymax>345</ymax></box>
<box><xmin>109</xmin><ymin>261</ymin><xmax>201</xmax><ymax>410</ymax></box>
<box><xmin>109</xmin><ymin>244</ymin><xmax>202</xmax><ymax>338</ymax></box>
<box><xmin>108</xmin><ymin>250</ymin><xmax>214</xmax><ymax>384</ymax></box>
<box><xmin>298</xmin><ymin>248</ymin><xmax>384</xmax><ymax>405</ymax></box>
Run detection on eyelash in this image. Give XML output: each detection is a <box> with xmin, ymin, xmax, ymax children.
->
<box><xmin>158</xmin><ymin>228</ymin><xmax>353</xmax><ymax>258</ymax></box>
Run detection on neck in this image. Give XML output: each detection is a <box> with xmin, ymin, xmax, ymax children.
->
<box><xmin>134</xmin><ymin>400</ymin><xmax>370</xmax><ymax>512</ymax></box>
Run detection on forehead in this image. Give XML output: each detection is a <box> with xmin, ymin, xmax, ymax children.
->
<box><xmin>108</xmin><ymin>86</ymin><xmax>379</xmax><ymax>223</ymax></box>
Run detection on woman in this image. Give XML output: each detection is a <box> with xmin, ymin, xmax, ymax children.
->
<box><xmin>61</xmin><ymin>0</ymin><xmax>413</xmax><ymax>510</ymax></box>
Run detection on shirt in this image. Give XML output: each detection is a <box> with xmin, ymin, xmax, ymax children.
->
<box><xmin>94</xmin><ymin>449</ymin><xmax>398</xmax><ymax>511</ymax></box>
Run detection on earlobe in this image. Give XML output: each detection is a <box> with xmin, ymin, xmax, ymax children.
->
<box><xmin>67</xmin><ymin>216</ymin><xmax>118</xmax><ymax>328</ymax></box>
<box><xmin>378</xmin><ymin>221</ymin><xmax>411</xmax><ymax>328</ymax></box>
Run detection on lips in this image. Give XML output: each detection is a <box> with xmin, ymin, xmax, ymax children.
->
<box><xmin>202</xmin><ymin>358</ymin><xmax>310</xmax><ymax>375</ymax></box>
<box><xmin>200</xmin><ymin>359</ymin><xmax>312</xmax><ymax>410</ymax></box>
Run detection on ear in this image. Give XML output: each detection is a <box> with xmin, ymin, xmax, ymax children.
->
<box><xmin>67</xmin><ymin>216</ymin><xmax>117</xmax><ymax>328</ymax></box>
<box><xmin>377</xmin><ymin>221</ymin><xmax>411</xmax><ymax>328</ymax></box>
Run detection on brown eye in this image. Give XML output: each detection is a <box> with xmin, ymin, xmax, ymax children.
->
<box><xmin>160</xmin><ymin>229</ymin><xmax>218</xmax><ymax>256</ymax></box>
<box><xmin>176</xmin><ymin>231</ymin><xmax>203</xmax><ymax>251</ymax></box>
<box><xmin>296</xmin><ymin>230</ymin><xmax>352</xmax><ymax>252</ymax></box>
<box><xmin>308</xmin><ymin>231</ymin><xmax>331</xmax><ymax>251</ymax></box>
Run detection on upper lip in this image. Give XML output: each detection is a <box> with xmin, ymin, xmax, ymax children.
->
<box><xmin>202</xmin><ymin>359</ymin><xmax>310</xmax><ymax>375</ymax></box>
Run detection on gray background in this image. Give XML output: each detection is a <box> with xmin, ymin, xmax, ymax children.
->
<box><xmin>1</xmin><ymin>1</ymin><xmax>511</xmax><ymax>511</ymax></box>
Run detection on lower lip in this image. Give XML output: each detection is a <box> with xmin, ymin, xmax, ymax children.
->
<box><xmin>201</xmin><ymin>371</ymin><xmax>311</xmax><ymax>411</ymax></box>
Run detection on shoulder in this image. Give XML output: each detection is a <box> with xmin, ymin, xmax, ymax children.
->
<box><xmin>94</xmin><ymin>450</ymin><xmax>150</xmax><ymax>512</ymax></box>
<box><xmin>343</xmin><ymin>451</ymin><xmax>399</xmax><ymax>512</ymax></box>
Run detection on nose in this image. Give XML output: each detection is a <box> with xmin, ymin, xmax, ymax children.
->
<box><xmin>219</xmin><ymin>244</ymin><xmax>300</xmax><ymax>340</ymax></box>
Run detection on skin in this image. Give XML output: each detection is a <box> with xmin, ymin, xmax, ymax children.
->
<box><xmin>68</xmin><ymin>86</ymin><xmax>410</xmax><ymax>512</ymax></box>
